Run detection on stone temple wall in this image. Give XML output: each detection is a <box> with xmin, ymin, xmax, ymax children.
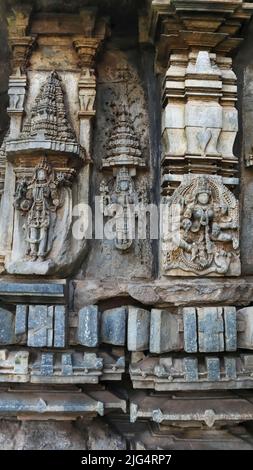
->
<box><xmin>1</xmin><ymin>0</ymin><xmax>253</xmax><ymax>450</ymax></box>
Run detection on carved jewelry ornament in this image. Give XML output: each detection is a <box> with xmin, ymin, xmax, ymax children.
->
<box><xmin>162</xmin><ymin>176</ymin><xmax>240</xmax><ymax>276</ymax></box>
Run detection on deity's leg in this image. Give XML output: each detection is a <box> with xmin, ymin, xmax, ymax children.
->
<box><xmin>38</xmin><ymin>227</ymin><xmax>48</xmax><ymax>260</ymax></box>
<box><xmin>29</xmin><ymin>227</ymin><xmax>39</xmax><ymax>260</ymax></box>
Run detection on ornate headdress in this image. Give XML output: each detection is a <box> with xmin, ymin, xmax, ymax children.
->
<box><xmin>195</xmin><ymin>177</ymin><xmax>212</xmax><ymax>195</ymax></box>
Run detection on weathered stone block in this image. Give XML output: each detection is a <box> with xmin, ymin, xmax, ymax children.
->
<box><xmin>206</xmin><ymin>357</ymin><xmax>220</xmax><ymax>381</ymax></box>
<box><xmin>15</xmin><ymin>305</ymin><xmax>28</xmax><ymax>336</ymax></box>
<box><xmin>224</xmin><ymin>306</ymin><xmax>237</xmax><ymax>351</ymax></box>
<box><xmin>54</xmin><ymin>306</ymin><xmax>66</xmax><ymax>348</ymax></box>
<box><xmin>150</xmin><ymin>309</ymin><xmax>181</xmax><ymax>353</ymax></box>
<box><xmin>237</xmin><ymin>307</ymin><xmax>253</xmax><ymax>349</ymax></box>
<box><xmin>101</xmin><ymin>307</ymin><xmax>127</xmax><ymax>346</ymax></box>
<box><xmin>14</xmin><ymin>351</ymin><xmax>29</xmax><ymax>375</ymax></box>
<box><xmin>28</xmin><ymin>305</ymin><xmax>53</xmax><ymax>347</ymax></box>
<box><xmin>183</xmin><ymin>306</ymin><xmax>237</xmax><ymax>353</ymax></box>
<box><xmin>184</xmin><ymin>358</ymin><xmax>198</xmax><ymax>382</ymax></box>
<box><xmin>198</xmin><ymin>307</ymin><xmax>224</xmax><ymax>352</ymax></box>
<box><xmin>0</xmin><ymin>282</ymin><xmax>66</xmax><ymax>303</ymax></box>
<box><xmin>224</xmin><ymin>357</ymin><xmax>237</xmax><ymax>379</ymax></box>
<box><xmin>183</xmin><ymin>307</ymin><xmax>197</xmax><ymax>353</ymax></box>
<box><xmin>127</xmin><ymin>307</ymin><xmax>150</xmax><ymax>351</ymax></box>
<box><xmin>83</xmin><ymin>353</ymin><xmax>103</xmax><ymax>371</ymax></box>
<box><xmin>0</xmin><ymin>307</ymin><xmax>15</xmax><ymax>345</ymax></box>
<box><xmin>40</xmin><ymin>353</ymin><xmax>54</xmax><ymax>376</ymax></box>
<box><xmin>77</xmin><ymin>305</ymin><xmax>100</xmax><ymax>347</ymax></box>
<box><xmin>62</xmin><ymin>353</ymin><xmax>73</xmax><ymax>376</ymax></box>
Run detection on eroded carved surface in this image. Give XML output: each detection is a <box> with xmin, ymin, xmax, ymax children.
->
<box><xmin>162</xmin><ymin>175</ymin><xmax>240</xmax><ymax>276</ymax></box>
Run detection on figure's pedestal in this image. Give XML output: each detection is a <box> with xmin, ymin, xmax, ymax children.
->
<box><xmin>7</xmin><ymin>259</ymin><xmax>55</xmax><ymax>275</ymax></box>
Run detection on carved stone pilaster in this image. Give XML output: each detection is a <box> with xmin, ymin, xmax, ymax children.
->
<box><xmin>6</xmin><ymin>5</ymin><xmax>36</xmax><ymax>144</ymax></box>
<box><xmin>148</xmin><ymin>0</ymin><xmax>253</xmax><ymax>276</ymax></box>
<box><xmin>7</xmin><ymin>5</ymin><xmax>36</xmax><ymax>74</ymax></box>
<box><xmin>73</xmin><ymin>11</ymin><xmax>108</xmax><ymax>152</ymax></box>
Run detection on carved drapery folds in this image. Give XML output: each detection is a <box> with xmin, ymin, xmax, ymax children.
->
<box><xmin>149</xmin><ymin>0</ymin><xmax>253</xmax><ymax>276</ymax></box>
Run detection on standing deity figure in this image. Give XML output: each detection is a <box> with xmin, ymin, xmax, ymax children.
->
<box><xmin>100</xmin><ymin>167</ymin><xmax>140</xmax><ymax>251</ymax></box>
<box><xmin>14</xmin><ymin>159</ymin><xmax>62</xmax><ymax>261</ymax></box>
<box><xmin>164</xmin><ymin>176</ymin><xmax>239</xmax><ymax>275</ymax></box>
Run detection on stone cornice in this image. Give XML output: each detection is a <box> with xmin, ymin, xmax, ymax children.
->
<box><xmin>148</xmin><ymin>0</ymin><xmax>253</xmax><ymax>68</ymax></box>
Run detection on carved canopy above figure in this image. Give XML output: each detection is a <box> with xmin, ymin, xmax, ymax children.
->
<box><xmin>6</xmin><ymin>70</ymin><xmax>86</xmax><ymax>167</ymax></box>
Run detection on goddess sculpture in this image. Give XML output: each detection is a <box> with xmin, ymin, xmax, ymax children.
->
<box><xmin>164</xmin><ymin>176</ymin><xmax>239</xmax><ymax>275</ymax></box>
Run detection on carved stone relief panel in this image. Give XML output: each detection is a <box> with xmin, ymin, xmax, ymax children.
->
<box><xmin>84</xmin><ymin>49</ymin><xmax>153</xmax><ymax>280</ymax></box>
<box><xmin>161</xmin><ymin>175</ymin><xmax>240</xmax><ymax>276</ymax></box>
<box><xmin>0</xmin><ymin>71</ymin><xmax>86</xmax><ymax>275</ymax></box>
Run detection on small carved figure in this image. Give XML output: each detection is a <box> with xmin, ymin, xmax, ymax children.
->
<box><xmin>100</xmin><ymin>168</ymin><xmax>146</xmax><ymax>251</ymax></box>
<box><xmin>14</xmin><ymin>159</ymin><xmax>69</xmax><ymax>261</ymax></box>
<box><xmin>164</xmin><ymin>176</ymin><xmax>239</xmax><ymax>275</ymax></box>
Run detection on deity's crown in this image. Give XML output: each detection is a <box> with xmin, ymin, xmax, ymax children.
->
<box><xmin>117</xmin><ymin>167</ymin><xmax>131</xmax><ymax>181</ymax></box>
<box><xmin>195</xmin><ymin>177</ymin><xmax>211</xmax><ymax>195</ymax></box>
<box><xmin>35</xmin><ymin>158</ymin><xmax>52</xmax><ymax>175</ymax></box>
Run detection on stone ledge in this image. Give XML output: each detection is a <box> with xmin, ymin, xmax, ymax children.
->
<box><xmin>73</xmin><ymin>277</ymin><xmax>253</xmax><ymax>309</ymax></box>
<box><xmin>0</xmin><ymin>280</ymin><xmax>67</xmax><ymax>304</ymax></box>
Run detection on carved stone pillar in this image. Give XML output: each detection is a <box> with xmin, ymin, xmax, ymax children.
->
<box><xmin>0</xmin><ymin>4</ymin><xmax>35</xmax><ymax>271</ymax></box>
<box><xmin>148</xmin><ymin>0</ymin><xmax>253</xmax><ymax>277</ymax></box>
<box><xmin>0</xmin><ymin>7</ymin><xmax>108</xmax><ymax>276</ymax></box>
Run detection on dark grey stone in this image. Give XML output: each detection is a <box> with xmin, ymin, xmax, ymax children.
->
<box><xmin>224</xmin><ymin>357</ymin><xmax>237</xmax><ymax>379</ymax></box>
<box><xmin>62</xmin><ymin>354</ymin><xmax>73</xmax><ymax>376</ymax></box>
<box><xmin>184</xmin><ymin>358</ymin><xmax>198</xmax><ymax>382</ymax></box>
<box><xmin>127</xmin><ymin>307</ymin><xmax>150</xmax><ymax>351</ymax></box>
<box><xmin>15</xmin><ymin>305</ymin><xmax>28</xmax><ymax>336</ymax></box>
<box><xmin>0</xmin><ymin>307</ymin><xmax>15</xmax><ymax>345</ymax></box>
<box><xmin>101</xmin><ymin>307</ymin><xmax>126</xmax><ymax>346</ymax></box>
<box><xmin>54</xmin><ymin>306</ymin><xmax>66</xmax><ymax>348</ymax></box>
<box><xmin>224</xmin><ymin>306</ymin><xmax>237</xmax><ymax>351</ymax></box>
<box><xmin>183</xmin><ymin>307</ymin><xmax>197</xmax><ymax>353</ymax></box>
<box><xmin>0</xmin><ymin>282</ymin><xmax>66</xmax><ymax>304</ymax></box>
<box><xmin>78</xmin><ymin>305</ymin><xmax>100</xmax><ymax>347</ymax></box>
<box><xmin>28</xmin><ymin>306</ymin><xmax>53</xmax><ymax>347</ymax></box>
<box><xmin>150</xmin><ymin>309</ymin><xmax>181</xmax><ymax>353</ymax></box>
<box><xmin>206</xmin><ymin>357</ymin><xmax>220</xmax><ymax>381</ymax></box>
<box><xmin>40</xmin><ymin>353</ymin><xmax>54</xmax><ymax>376</ymax></box>
<box><xmin>83</xmin><ymin>353</ymin><xmax>103</xmax><ymax>370</ymax></box>
<box><xmin>198</xmin><ymin>308</ymin><xmax>224</xmax><ymax>352</ymax></box>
